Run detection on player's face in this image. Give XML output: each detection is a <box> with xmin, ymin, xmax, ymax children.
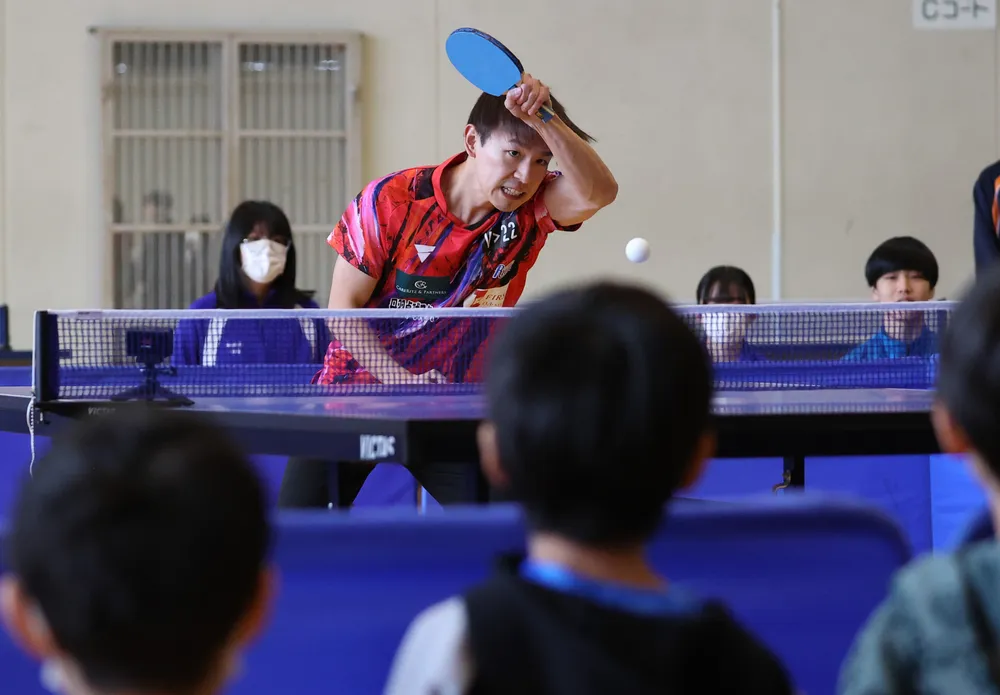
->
<box><xmin>871</xmin><ymin>271</ymin><xmax>934</xmax><ymax>303</ymax></box>
<box><xmin>472</xmin><ymin>129</ymin><xmax>552</xmax><ymax>212</ymax></box>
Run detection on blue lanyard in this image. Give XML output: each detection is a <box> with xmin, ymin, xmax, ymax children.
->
<box><xmin>520</xmin><ymin>560</ymin><xmax>700</xmax><ymax>617</ymax></box>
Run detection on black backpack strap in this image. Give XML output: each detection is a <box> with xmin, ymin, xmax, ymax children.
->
<box><xmin>958</xmin><ymin>548</ymin><xmax>1000</xmax><ymax>689</ymax></box>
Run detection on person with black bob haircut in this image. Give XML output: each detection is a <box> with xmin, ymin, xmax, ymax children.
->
<box><xmin>695</xmin><ymin>265</ymin><xmax>760</xmax><ymax>362</ymax></box>
<box><xmin>215</xmin><ymin>200</ymin><xmax>313</xmax><ymax>309</ymax></box>
<box><xmin>839</xmin><ymin>265</ymin><xmax>1000</xmax><ymax>692</ymax></box>
<box><xmin>173</xmin><ymin>200</ymin><xmax>328</xmax><ymax>365</ymax></box>
<box><xmin>0</xmin><ymin>408</ymin><xmax>274</xmax><ymax>695</ymax></box>
<box><xmin>696</xmin><ymin>265</ymin><xmax>756</xmax><ymax>305</ymax></box>
<box><xmin>383</xmin><ymin>282</ymin><xmax>794</xmax><ymax>695</ymax></box>
<box><xmin>863</xmin><ymin>236</ymin><xmax>939</xmax><ymax>303</ymax></box>
<box><xmin>843</xmin><ymin>236</ymin><xmax>940</xmax><ymax>361</ymax></box>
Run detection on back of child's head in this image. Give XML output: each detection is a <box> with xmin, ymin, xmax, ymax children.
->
<box><xmin>483</xmin><ymin>282</ymin><xmax>713</xmax><ymax>547</ymax></box>
<box><xmin>864</xmin><ymin>236</ymin><xmax>939</xmax><ymax>288</ymax></box>
<box><xmin>1</xmin><ymin>408</ymin><xmax>270</xmax><ymax>693</ymax></box>
<box><xmin>937</xmin><ymin>266</ymin><xmax>1000</xmax><ymax>470</ymax></box>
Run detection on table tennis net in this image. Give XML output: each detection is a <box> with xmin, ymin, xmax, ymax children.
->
<box><xmin>33</xmin><ymin>302</ymin><xmax>950</xmax><ymax>401</ymax></box>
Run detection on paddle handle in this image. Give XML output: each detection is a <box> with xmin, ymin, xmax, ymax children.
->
<box><xmin>537</xmin><ymin>104</ymin><xmax>554</xmax><ymax>123</ymax></box>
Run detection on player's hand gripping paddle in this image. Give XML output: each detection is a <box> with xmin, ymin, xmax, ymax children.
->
<box><xmin>445</xmin><ymin>28</ymin><xmax>554</xmax><ymax>123</ymax></box>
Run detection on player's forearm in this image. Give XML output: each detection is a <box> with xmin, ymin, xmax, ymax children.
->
<box><xmin>535</xmin><ymin>117</ymin><xmax>618</xmax><ymax>209</ymax></box>
<box><xmin>326</xmin><ymin>263</ymin><xmax>414</xmax><ymax>381</ymax></box>
<box><xmin>329</xmin><ymin>319</ymin><xmax>416</xmax><ymax>383</ymax></box>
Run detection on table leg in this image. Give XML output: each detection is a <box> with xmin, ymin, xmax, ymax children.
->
<box><xmin>327</xmin><ymin>460</ymin><xmax>374</xmax><ymax>509</ymax></box>
<box><xmin>773</xmin><ymin>455</ymin><xmax>805</xmax><ymax>493</ymax></box>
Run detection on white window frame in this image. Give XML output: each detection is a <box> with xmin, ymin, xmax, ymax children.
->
<box><xmin>96</xmin><ymin>28</ymin><xmax>364</xmax><ymax>308</ymax></box>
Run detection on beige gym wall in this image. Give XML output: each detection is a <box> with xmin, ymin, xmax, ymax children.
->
<box><xmin>0</xmin><ymin>0</ymin><xmax>992</xmax><ymax>346</ymax></box>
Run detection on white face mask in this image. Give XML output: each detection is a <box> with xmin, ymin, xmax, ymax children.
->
<box><xmin>240</xmin><ymin>239</ymin><xmax>287</xmax><ymax>285</ymax></box>
<box><xmin>702</xmin><ymin>312</ymin><xmax>750</xmax><ymax>344</ymax></box>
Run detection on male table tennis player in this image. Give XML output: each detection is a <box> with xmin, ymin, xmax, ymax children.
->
<box><xmin>277</xmin><ymin>75</ymin><xmax>619</xmax><ymax>509</ymax></box>
<box><xmin>843</xmin><ymin>236</ymin><xmax>939</xmax><ymax>361</ymax></box>
<box><xmin>972</xmin><ymin>158</ymin><xmax>1000</xmax><ymax>275</ymax></box>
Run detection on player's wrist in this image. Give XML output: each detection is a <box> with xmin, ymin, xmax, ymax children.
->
<box><xmin>528</xmin><ymin>108</ymin><xmax>563</xmax><ymax>135</ymax></box>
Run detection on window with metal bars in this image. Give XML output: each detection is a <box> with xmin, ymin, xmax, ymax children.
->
<box><xmin>100</xmin><ymin>31</ymin><xmax>363</xmax><ymax>310</ymax></box>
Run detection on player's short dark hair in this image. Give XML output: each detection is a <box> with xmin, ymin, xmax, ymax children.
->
<box><xmin>864</xmin><ymin>236</ymin><xmax>939</xmax><ymax>288</ymax></box>
<box><xmin>467</xmin><ymin>92</ymin><xmax>595</xmax><ymax>146</ymax></box>
<box><xmin>696</xmin><ymin>265</ymin><xmax>756</xmax><ymax>304</ymax></box>
<box><xmin>938</xmin><ymin>266</ymin><xmax>1000</xmax><ymax>471</ymax></box>
<box><xmin>5</xmin><ymin>408</ymin><xmax>270</xmax><ymax>692</ymax></box>
<box><xmin>484</xmin><ymin>282</ymin><xmax>713</xmax><ymax>546</ymax></box>
<box><xmin>215</xmin><ymin>199</ymin><xmax>315</xmax><ymax>309</ymax></box>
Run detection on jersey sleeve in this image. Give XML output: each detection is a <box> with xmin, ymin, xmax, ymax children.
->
<box><xmin>530</xmin><ymin>171</ymin><xmax>584</xmax><ymax>235</ymax></box>
<box><xmin>328</xmin><ymin>175</ymin><xmax>398</xmax><ymax>280</ymax></box>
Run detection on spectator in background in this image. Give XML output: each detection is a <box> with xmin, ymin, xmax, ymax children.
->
<box><xmin>843</xmin><ymin>236</ymin><xmax>938</xmax><ymax>361</ymax></box>
<box><xmin>0</xmin><ymin>408</ymin><xmax>273</xmax><ymax>695</ymax></box>
<box><xmin>142</xmin><ymin>190</ymin><xmax>174</xmax><ymax>224</ymax></box>
<box><xmin>173</xmin><ymin>200</ymin><xmax>328</xmax><ymax>366</ymax></box>
<box><xmin>695</xmin><ymin>265</ymin><xmax>758</xmax><ymax>362</ymax></box>
<box><xmin>973</xmin><ymin>159</ymin><xmax>1000</xmax><ymax>274</ymax></box>
<box><xmin>839</xmin><ymin>265</ymin><xmax>1000</xmax><ymax>693</ymax></box>
<box><xmin>384</xmin><ymin>282</ymin><xmax>794</xmax><ymax>695</ymax></box>
<box><xmin>696</xmin><ymin>266</ymin><xmax>756</xmax><ymax>306</ymax></box>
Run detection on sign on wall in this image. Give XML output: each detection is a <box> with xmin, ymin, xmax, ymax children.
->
<box><xmin>914</xmin><ymin>0</ymin><xmax>997</xmax><ymax>29</ymax></box>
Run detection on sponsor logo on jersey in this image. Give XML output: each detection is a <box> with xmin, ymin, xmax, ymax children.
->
<box><xmin>492</xmin><ymin>262</ymin><xmax>515</xmax><ymax>282</ymax></box>
<box><xmin>387</xmin><ymin>298</ymin><xmax>433</xmax><ymax>310</ymax></box>
<box><xmin>395</xmin><ymin>269</ymin><xmax>452</xmax><ymax>299</ymax></box>
<box><xmin>464</xmin><ymin>286</ymin><xmax>509</xmax><ymax>308</ymax></box>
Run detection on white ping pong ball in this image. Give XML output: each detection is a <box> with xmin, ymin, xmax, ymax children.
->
<box><xmin>625</xmin><ymin>237</ymin><xmax>650</xmax><ymax>263</ymax></box>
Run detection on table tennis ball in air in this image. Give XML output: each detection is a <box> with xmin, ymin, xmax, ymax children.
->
<box><xmin>625</xmin><ymin>237</ymin><xmax>650</xmax><ymax>263</ymax></box>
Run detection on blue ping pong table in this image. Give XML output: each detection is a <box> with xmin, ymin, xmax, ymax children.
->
<box><xmin>0</xmin><ymin>303</ymin><xmax>946</xmax><ymax>499</ymax></box>
<box><xmin>0</xmin><ymin>384</ymin><xmax>940</xmax><ymax>495</ymax></box>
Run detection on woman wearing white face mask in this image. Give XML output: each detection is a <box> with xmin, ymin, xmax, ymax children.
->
<box><xmin>695</xmin><ymin>266</ymin><xmax>759</xmax><ymax>363</ymax></box>
<box><xmin>173</xmin><ymin>201</ymin><xmax>328</xmax><ymax>366</ymax></box>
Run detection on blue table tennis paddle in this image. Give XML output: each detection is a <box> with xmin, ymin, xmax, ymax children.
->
<box><xmin>445</xmin><ymin>28</ymin><xmax>554</xmax><ymax>123</ymax></box>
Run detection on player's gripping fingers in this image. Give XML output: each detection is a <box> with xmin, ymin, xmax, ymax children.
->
<box><xmin>504</xmin><ymin>88</ymin><xmax>522</xmax><ymax>116</ymax></box>
<box><xmin>528</xmin><ymin>80</ymin><xmax>549</xmax><ymax>116</ymax></box>
<box><xmin>517</xmin><ymin>74</ymin><xmax>548</xmax><ymax>116</ymax></box>
<box><xmin>425</xmin><ymin>369</ymin><xmax>448</xmax><ymax>384</ymax></box>
<box><xmin>410</xmin><ymin>369</ymin><xmax>448</xmax><ymax>385</ymax></box>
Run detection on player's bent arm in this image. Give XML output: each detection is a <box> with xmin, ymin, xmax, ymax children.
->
<box><xmin>536</xmin><ymin>116</ymin><xmax>618</xmax><ymax>227</ymax></box>
<box><xmin>328</xmin><ymin>256</ymin><xmax>378</xmax><ymax>310</ymax></box>
<box><xmin>327</xmin><ymin>260</ymin><xmax>435</xmax><ymax>383</ymax></box>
